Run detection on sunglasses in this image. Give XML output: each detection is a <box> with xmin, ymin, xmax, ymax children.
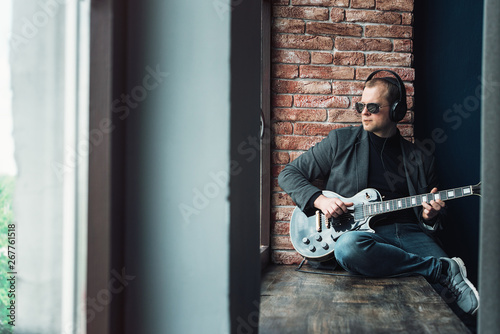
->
<box><xmin>355</xmin><ymin>102</ymin><xmax>389</xmax><ymax>114</ymax></box>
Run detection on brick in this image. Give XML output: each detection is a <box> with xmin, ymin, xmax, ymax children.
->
<box><xmin>272</xmin><ymin>221</ymin><xmax>291</xmax><ymax>235</ymax></box>
<box><xmin>273</xmin><ymin>64</ymin><xmax>299</xmax><ymax>78</ymax></box>
<box><xmin>402</xmin><ymin>13</ymin><xmax>413</xmax><ymax>25</ymax></box>
<box><xmin>273</xmin><ymin>6</ymin><xmax>329</xmax><ymax>20</ymax></box>
<box><xmin>289</xmin><ymin>151</ymin><xmax>305</xmax><ymax>161</ymax></box>
<box><xmin>332</xmin><ymin>81</ymin><xmax>365</xmax><ymax>95</ymax></box>
<box><xmin>397</xmin><ymin>124</ymin><xmax>413</xmax><ymax>137</ymax></box>
<box><xmin>291</xmin><ymin>0</ymin><xmax>349</xmax><ymax>6</ymax></box>
<box><xmin>351</xmin><ymin>94</ymin><xmax>362</xmax><ymax>103</ymax></box>
<box><xmin>272</xmin><ymin>151</ymin><xmax>291</xmax><ymax>164</ymax></box>
<box><xmin>272</xmin><ymin>79</ymin><xmax>332</xmax><ymax>94</ymax></box>
<box><xmin>299</xmin><ymin>65</ymin><xmax>354</xmax><ymax>79</ymax></box>
<box><xmin>272</xmin><ymin>94</ymin><xmax>293</xmax><ymax>107</ymax></box>
<box><xmin>365</xmin><ymin>25</ymin><xmax>413</xmax><ymax>38</ymax></box>
<box><xmin>273</xmin><ymin>34</ymin><xmax>333</xmax><ymax>50</ymax></box>
<box><xmin>328</xmin><ymin>108</ymin><xmax>362</xmax><ymax>122</ymax></box>
<box><xmin>333</xmin><ymin>51</ymin><xmax>365</xmax><ymax>66</ymax></box>
<box><xmin>356</xmin><ymin>67</ymin><xmax>415</xmax><ymax>81</ymax></box>
<box><xmin>273</xmin><ymin>18</ymin><xmax>305</xmax><ymax>34</ymax></box>
<box><xmin>272</xmin><ymin>50</ymin><xmax>310</xmax><ymax>64</ymax></box>
<box><xmin>406</xmin><ymin>96</ymin><xmax>414</xmax><ymax>109</ymax></box>
<box><xmin>335</xmin><ymin>37</ymin><xmax>392</xmax><ymax>51</ymax></box>
<box><xmin>394</xmin><ymin>39</ymin><xmax>413</xmax><ymax>52</ymax></box>
<box><xmin>330</xmin><ymin>8</ymin><xmax>345</xmax><ymax>22</ymax></box>
<box><xmin>272</xmin><ymin>178</ymin><xmax>282</xmax><ymax>192</ymax></box>
<box><xmin>273</xmin><ymin>108</ymin><xmax>327</xmax><ymax>122</ymax></box>
<box><xmin>272</xmin><ymin>191</ymin><xmax>296</xmax><ymax>206</ymax></box>
<box><xmin>306</xmin><ymin>22</ymin><xmax>363</xmax><ymax>37</ymax></box>
<box><xmin>273</xmin><ymin>135</ymin><xmax>324</xmax><ymax>150</ymax></box>
<box><xmin>399</xmin><ymin>110</ymin><xmax>413</xmax><ymax>123</ymax></box>
<box><xmin>294</xmin><ymin>123</ymin><xmax>347</xmax><ymax>136</ymax></box>
<box><xmin>345</xmin><ymin>10</ymin><xmax>401</xmax><ymax>24</ymax></box>
<box><xmin>351</xmin><ymin>0</ymin><xmax>375</xmax><ymax>9</ymax></box>
<box><xmin>272</xmin><ymin>250</ymin><xmax>303</xmax><ymax>265</ymax></box>
<box><xmin>271</xmin><ymin>235</ymin><xmax>294</xmax><ymax>249</ymax></box>
<box><xmin>272</xmin><ymin>207</ymin><xmax>294</xmax><ymax>222</ymax></box>
<box><xmin>294</xmin><ymin>95</ymin><xmax>350</xmax><ymax>108</ymax></box>
<box><xmin>376</xmin><ymin>0</ymin><xmax>413</xmax><ymax>12</ymax></box>
<box><xmin>273</xmin><ymin>121</ymin><xmax>294</xmax><ymax>135</ymax></box>
<box><xmin>404</xmin><ymin>83</ymin><xmax>414</xmax><ymax>96</ymax></box>
<box><xmin>366</xmin><ymin>52</ymin><xmax>412</xmax><ymax>67</ymax></box>
<box><xmin>273</xmin><ymin>0</ymin><xmax>290</xmax><ymax>4</ymax></box>
<box><xmin>272</xmin><ymin>164</ymin><xmax>286</xmax><ymax>177</ymax></box>
<box><xmin>311</xmin><ymin>52</ymin><xmax>333</xmax><ymax>64</ymax></box>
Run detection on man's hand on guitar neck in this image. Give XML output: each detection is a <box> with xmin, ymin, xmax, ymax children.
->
<box><xmin>313</xmin><ymin>195</ymin><xmax>354</xmax><ymax>219</ymax></box>
<box><xmin>422</xmin><ymin>187</ymin><xmax>446</xmax><ymax>221</ymax></box>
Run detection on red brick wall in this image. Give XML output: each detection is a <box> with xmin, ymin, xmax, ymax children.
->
<box><xmin>271</xmin><ymin>0</ymin><xmax>415</xmax><ymax>264</ymax></box>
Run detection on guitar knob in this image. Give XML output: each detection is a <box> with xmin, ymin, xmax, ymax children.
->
<box><xmin>315</xmin><ymin>235</ymin><xmax>322</xmax><ymax>242</ymax></box>
<box><xmin>309</xmin><ymin>245</ymin><xmax>316</xmax><ymax>252</ymax></box>
<box><xmin>302</xmin><ymin>237</ymin><xmax>310</xmax><ymax>245</ymax></box>
<box><xmin>321</xmin><ymin>242</ymin><xmax>329</xmax><ymax>250</ymax></box>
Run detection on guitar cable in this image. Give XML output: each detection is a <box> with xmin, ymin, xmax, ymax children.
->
<box><xmin>295</xmin><ymin>257</ymin><xmax>420</xmax><ymax>279</ymax></box>
<box><xmin>295</xmin><ymin>257</ymin><xmax>363</xmax><ymax>277</ymax></box>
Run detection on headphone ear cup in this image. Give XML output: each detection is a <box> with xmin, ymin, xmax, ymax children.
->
<box><xmin>391</xmin><ymin>101</ymin><xmax>405</xmax><ymax>122</ymax></box>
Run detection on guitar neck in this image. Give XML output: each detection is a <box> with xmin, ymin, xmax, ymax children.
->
<box><xmin>364</xmin><ymin>185</ymin><xmax>478</xmax><ymax>217</ymax></box>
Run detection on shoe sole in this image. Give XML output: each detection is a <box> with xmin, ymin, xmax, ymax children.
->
<box><xmin>452</xmin><ymin>257</ymin><xmax>480</xmax><ymax>315</ymax></box>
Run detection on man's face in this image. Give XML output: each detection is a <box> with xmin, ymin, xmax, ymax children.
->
<box><xmin>360</xmin><ymin>84</ymin><xmax>396</xmax><ymax>138</ymax></box>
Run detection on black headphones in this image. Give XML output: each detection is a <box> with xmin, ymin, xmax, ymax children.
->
<box><xmin>365</xmin><ymin>69</ymin><xmax>407</xmax><ymax>123</ymax></box>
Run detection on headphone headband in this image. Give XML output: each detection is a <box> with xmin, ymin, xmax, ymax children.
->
<box><xmin>365</xmin><ymin>70</ymin><xmax>407</xmax><ymax>122</ymax></box>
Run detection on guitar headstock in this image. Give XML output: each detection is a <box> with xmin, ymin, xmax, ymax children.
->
<box><xmin>472</xmin><ymin>182</ymin><xmax>481</xmax><ymax>196</ymax></box>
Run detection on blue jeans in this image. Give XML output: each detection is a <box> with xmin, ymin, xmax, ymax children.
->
<box><xmin>334</xmin><ymin>223</ymin><xmax>447</xmax><ymax>283</ymax></box>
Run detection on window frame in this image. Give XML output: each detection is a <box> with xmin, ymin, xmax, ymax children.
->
<box><xmin>260</xmin><ymin>0</ymin><xmax>272</xmax><ymax>271</ymax></box>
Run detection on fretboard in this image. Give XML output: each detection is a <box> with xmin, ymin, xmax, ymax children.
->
<box><xmin>363</xmin><ymin>185</ymin><xmax>476</xmax><ymax>217</ymax></box>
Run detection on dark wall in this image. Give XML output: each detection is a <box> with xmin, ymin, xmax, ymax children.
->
<box><xmin>414</xmin><ymin>0</ymin><xmax>483</xmax><ymax>285</ymax></box>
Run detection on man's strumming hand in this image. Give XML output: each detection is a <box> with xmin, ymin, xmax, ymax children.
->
<box><xmin>314</xmin><ymin>195</ymin><xmax>354</xmax><ymax>219</ymax></box>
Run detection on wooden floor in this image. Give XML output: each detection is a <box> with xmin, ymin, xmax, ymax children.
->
<box><xmin>259</xmin><ymin>264</ymin><xmax>471</xmax><ymax>334</ymax></box>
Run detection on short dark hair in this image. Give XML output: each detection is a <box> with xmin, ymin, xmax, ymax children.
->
<box><xmin>365</xmin><ymin>77</ymin><xmax>400</xmax><ymax>105</ymax></box>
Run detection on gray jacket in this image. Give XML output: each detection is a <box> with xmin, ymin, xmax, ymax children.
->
<box><xmin>278</xmin><ymin>125</ymin><xmax>442</xmax><ymax>232</ymax></box>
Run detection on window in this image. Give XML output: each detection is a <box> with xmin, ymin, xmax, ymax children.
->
<box><xmin>2</xmin><ymin>0</ymin><xmax>90</xmax><ymax>332</ymax></box>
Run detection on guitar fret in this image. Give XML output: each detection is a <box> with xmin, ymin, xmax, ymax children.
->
<box><xmin>358</xmin><ymin>184</ymin><xmax>478</xmax><ymax>221</ymax></box>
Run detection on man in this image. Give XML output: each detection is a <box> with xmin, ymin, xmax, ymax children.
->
<box><xmin>278</xmin><ymin>70</ymin><xmax>479</xmax><ymax>316</ymax></box>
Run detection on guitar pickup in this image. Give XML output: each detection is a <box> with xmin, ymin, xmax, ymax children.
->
<box><xmin>315</xmin><ymin>210</ymin><xmax>321</xmax><ymax>232</ymax></box>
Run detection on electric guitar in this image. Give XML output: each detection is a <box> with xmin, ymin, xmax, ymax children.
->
<box><xmin>289</xmin><ymin>183</ymin><xmax>481</xmax><ymax>262</ymax></box>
